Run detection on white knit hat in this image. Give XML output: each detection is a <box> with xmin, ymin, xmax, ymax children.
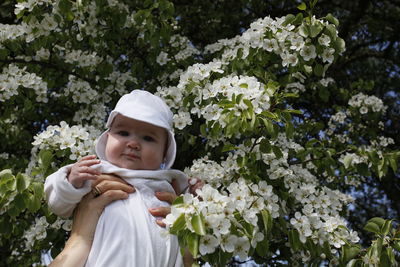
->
<box><xmin>95</xmin><ymin>90</ymin><xmax>176</xmax><ymax>169</ymax></box>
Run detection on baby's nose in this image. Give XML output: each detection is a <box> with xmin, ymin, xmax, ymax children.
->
<box><xmin>127</xmin><ymin>138</ymin><xmax>140</xmax><ymax>149</ymax></box>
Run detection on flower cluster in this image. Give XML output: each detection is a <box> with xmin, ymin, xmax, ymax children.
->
<box><xmin>371</xmin><ymin>136</ymin><xmax>395</xmax><ymax>148</ymax></box>
<box><xmin>0</xmin><ymin>64</ymin><xmax>48</xmax><ymax>102</ymax></box>
<box><xmin>31</xmin><ymin>121</ymin><xmax>100</xmax><ymax>161</ymax></box>
<box><xmin>157</xmin><ymin>15</ymin><xmax>344</xmax><ymax>139</ymax></box>
<box><xmin>184</xmin><ymin>156</ymin><xmax>240</xmax><ymax>188</ymax></box>
<box><xmin>205</xmin><ymin>15</ymin><xmax>342</xmax><ymax>72</ymax></box>
<box><xmin>156</xmin><ymin>34</ymin><xmax>200</xmax><ymax>67</ymax></box>
<box><xmin>167</xmin><ymin>130</ymin><xmax>361</xmax><ymax>260</ymax></box>
<box><xmin>170</xmin><ymin>34</ymin><xmax>200</xmax><ymax>62</ymax></box>
<box><xmin>22</xmin><ymin>216</ymin><xmax>72</xmax><ymax>251</ymax></box>
<box><xmin>23</xmin><ymin>216</ymin><xmax>48</xmax><ymax>251</ymax></box>
<box><xmin>14</xmin><ymin>0</ymin><xmax>53</xmax><ymax>14</ymax></box>
<box><xmin>0</xmin><ymin>24</ymin><xmax>27</xmax><ymax>43</ymax></box>
<box><xmin>63</xmin><ymin>75</ymin><xmax>99</xmax><ymax>104</ymax></box>
<box><xmin>104</xmin><ymin>70</ymin><xmax>137</xmax><ymax>96</ymax></box>
<box><xmin>64</xmin><ymin>49</ymin><xmax>103</xmax><ymax>69</ymax></box>
<box><xmin>339</xmin><ymin>152</ymin><xmax>369</xmax><ymax>169</ymax></box>
<box><xmin>348</xmin><ymin>93</ymin><xmax>387</xmax><ymax>114</ymax></box>
<box><xmin>165</xmin><ymin>179</ymin><xmax>281</xmax><ymax>260</ymax></box>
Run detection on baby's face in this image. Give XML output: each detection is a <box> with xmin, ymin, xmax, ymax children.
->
<box><xmin>105</xmin><ymin>114</ymin><xmax>167</xmax><ymax>170</ymax></box>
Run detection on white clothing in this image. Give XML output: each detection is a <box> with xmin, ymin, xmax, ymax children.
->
<box><xmin>45</xmin><ymin>161</ymin><xmax>188</xmax><ymax>267</ymax></box>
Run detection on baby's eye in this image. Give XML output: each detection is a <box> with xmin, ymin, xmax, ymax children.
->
<box><xmin>143</xmin><ymin>135</ymin><xmax>155</xmax><ymax>142</ymax></box>
<box><xmin>117</xmin><ymin>131</ymin><xmax>129</xmax><ymax>136</ymax></box>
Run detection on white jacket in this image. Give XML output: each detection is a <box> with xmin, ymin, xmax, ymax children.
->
<box><xmin>45</xmin><ymin>161</ymin><xmax>188</xmax><ymax>267</ymax></box>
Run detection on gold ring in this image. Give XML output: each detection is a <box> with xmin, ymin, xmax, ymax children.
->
<box><xmin>92</xmin><ymin>186</ymin><xmax>102</xmax><ymax>197</ymax></box>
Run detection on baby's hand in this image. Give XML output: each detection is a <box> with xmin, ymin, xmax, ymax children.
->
<box><xmin>68</xmin><ymin>155</ymin><xmax>101</xmax><ymax>188</ymax></box>
<box><xmin>188</xmin><ymin>178</ymin><xmax>204</xmax><ymax>196</ymax></box>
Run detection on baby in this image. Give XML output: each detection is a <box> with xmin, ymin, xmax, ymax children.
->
<box><xmin>45</xmin><ymin>90</ymin><xmax>189</xmax><ymax>267</ymax></box>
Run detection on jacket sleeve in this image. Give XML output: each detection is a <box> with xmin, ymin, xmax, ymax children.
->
<box><xmin>44</xmin><ymin>165</ymin><xmax>92</xmax><ymax>218</ymax></box>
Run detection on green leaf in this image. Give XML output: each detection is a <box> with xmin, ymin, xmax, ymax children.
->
<box><xmin>173</xmin><ymin>195</ymin><xmax>184</xmax><ymax>205</ymax></box>
<box><xmin>369</xmin><ymin>217</ymin><xmax>386</xmax><ymax>228</ymax></box>
<box><xmin>272</xmin><ymin>146</ymin><xmax>283</xmax><ymax>159</ymax></box>
<box><xmin>342</xmin><ymin>245</ymin><xmax>361</xmax><ymax>263</ymax></box>
<box><xmin>261</xmin><ymin>209</ymin><xmax>272</xmax><ymax>236</ymax></box>
<box><xmin>170</xmin><ymin>213</ymin><xmax>186</xmax><ymax>234</ymax></box>
<box><xmin>262</xmin><ymin>118</ymin><xmax>274</xmax><ymax>136</ymax></box>
<box><xmin>363</xmin><ymin>221</ymin><xmax>381</xmax><ymax>235</ymax></box>
<box><xmin>0</xmin><ymin>49</ymin><xmax>9</xmax><ymax>60</ymax></box>
<box><xmin>299</xmin><ymin>24</ymin><xmax>309</xmax><ymax>37</ymax></box>
<box><xmin>324</xmin><ymin>13</ymin><xmax>339</xmax><ymax>27</ymax></box>
<box><xmin>324</xmin><ymin>24</ymin><xmax>338</xmax><ymax>40</ymax></box>
<box><xmin>380</xmin><ymin>247</ymin><xmax>393</xmax><ymax>267</ymax></box>
<box><xmin>26</xmin><ymin>193</ymin><xmax>41</xmax><ymax>212</ymax></box>
<box><xmin>333</xmin><ymin>37</ymin><xmax>346</xmax><ymax>54</ymax></box>
<box><xmin>239</xmin><ymin>83</ymin><xmax>248</xmax><ymax>89</ymax></box>
<box><xmin>259</xmin><ymin>139</ymin><xmax>272</xmax><ymax>153</ymax></box>
<box><xmin>309</xmin><ymin>24</ymin><xmax>323</xmax><ymax>38</ymax></box>
<box><xmin>39</xmin><ymin>150</ymin><xmax>53</xmax><ymax>172</ymax></box>
<box><xmin>297</xmin><ymin>2</ymin><xmax>307</xmax><ymax>11</ymax></box>
<box><xmin>32</xmin><ymin>182</ymin><xmax>44</xmax><ymax>198</ymax></box>
<box><xmin>305</xmin><ymin>139</ymin><xmax>319</xmax><ymax>148</ymax></box>
<box><xmin>345</xmin><ymin>259</ymin><xmax>359</xmax><ymax>267</ymax></box>
<box><xmin>292</xmin><ymin>13</ymin><xmax>304</xmax><ymax>25</ymax></box>
<box><xmin>314</xmin><ymin>64</ymin><xmax>324</xmax><ymax>77</ymax></box>
<box><xmin>14</xmin><ymin>194</ymin><xmax>26</xmax><ymax>210</ymax></box>
<box><xmin>262</xmin><ymin>110</ymin><xmax>279</xmax><ymax>120</ymax></box>
<box><xmin>186</xmin><ymin>232</ymin><xmax>199</xmax><ymax>258</ymax></box>
<box><xmin>191</xmin><ymin>213</ymin><xmax>206</xmax><ymax>236</ymax></box>
<box><xmin>16</xmin><ymin>173</ymin><xmax>30</xmax><ymax>192</ymax></box>
<box><xmin>286</xmin><ymin>109</ymin><xmax>303</xmax><ymax>115</ymax></box>
<box><xmin>318</xmin><ymin>86</ymin><xmax>330</xmax><ymax>102</ymax></box>
<box><xmin>285</xmin><ymin>121</ymin><xmax>294</xmax><ymax>139</ymax></box>
<box><xmin>200</xmin><ymin>124</ymin><xmax>207</xmax><ymax>136</ymax></box>
<box><xmin>59</xmin><ymin>0</ymin><xmax>72</xmax><ymax>13</ymax></box>
<box><xmin>0</xmin><ymin>217</ymin><xmax>13</xmax><ymax>234</ymax></box>
<box><xmin>392</xmin><ymin>241</ymin><xmax>400</xmax><ymax>252</ymax></box>
<box><xmin>0</xmin><ymin>169</ymin><xmax>13</xmax><ymax>181</ymax></box>
<box><xmin>283</xmin><ymin>14</ymin><xmax>296</xmax><ymax>26</ymax></box>
<box><xmin>288</xmin><ymin>229</ymin><xmax>301</xmax><ymax>251</ymax></box>
<box><xmin>222</xmin><ymin>143</ymin><xmax>236</xmax><ymax>152</ymax></box>
<box><xmin>255</xmin><ymin>236</ymin><xmax>269</xmax><ymax>257</ymax></box>
<box><xmin>389</xmin><ymin>155</ymin><xmax>398</xmax><ymax>172</ymax></box>
<box><xmin>381</xmin><ymin>219</ymin><xmax>392</xmax><ymax>236</ymax></box>
<box><xmin>5</xmin><ymin>176</ymin><xmax>16</xmax><ymax>191</ymax></box>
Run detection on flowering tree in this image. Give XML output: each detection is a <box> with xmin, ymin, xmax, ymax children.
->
<box><xmin>0</xmin><ymin>0</ymin><xmax>399</xmax><ymax>266</ymax></box>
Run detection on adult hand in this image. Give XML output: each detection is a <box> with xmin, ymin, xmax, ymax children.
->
<box><xmin>188</xmin><ymin>177</ymin><xmax>204</xmax><ymax>195</ymax></box>
<box><xmin>73</xmin><ymin>174</ymin><xmax>135</xmax><ymax>240</ymax></box>
<box><xmin>49</xmin><ymin>174</ymin><xmax>134</xmax><ymax>267</ymax></box>
<box><xmin>149</xmin><ymin>179</ymin><xmax>179</xmax><ymax>227</ymax></box>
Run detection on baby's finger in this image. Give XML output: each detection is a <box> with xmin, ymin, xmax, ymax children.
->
<box><xmin>77</xmin><ymin>155</ymin><xmax>97</xmax><ymax>162</ymax></box>
<box><xmin>76</xmin><ymin>173</ymin><xmax>99</xmax><ymax>183</ymax></box>
<box><xmin>78</xmin><ymin>159</ymin><xmax>101</xmax><ymax>168</ymax></box>
<box><xmin>79</xmin><ymin>165</ymin><xmax>101</xmax><ymax>176</ymax></box>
